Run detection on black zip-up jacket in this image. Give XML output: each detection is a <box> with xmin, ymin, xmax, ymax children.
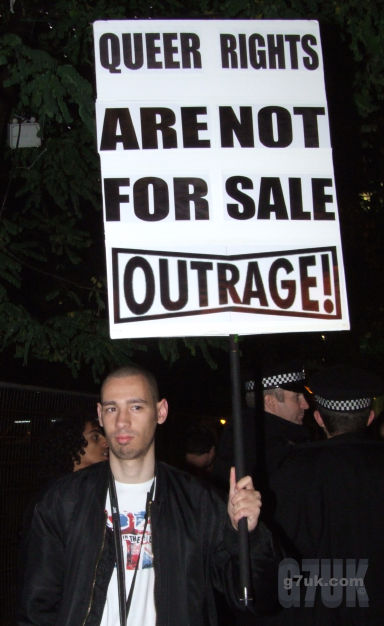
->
<box><xmin>18</xmin><ymin>461</ymin><xmax>279</xmax><ymax>625</ymax></box>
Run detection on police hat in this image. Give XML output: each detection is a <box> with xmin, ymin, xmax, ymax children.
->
<box><xmin>261</xmin><ymin>359</ymin><xmax>306</xmax><ymax>393</ymax></box>
<box><xmin>244</xmin><ymin>379</ymin><xmax>255</xmax><ymax>392</ymax></box>
<box><xmin>309</xmin><ymin>365</ymin><xmax>383</xmax><ymax>412</ymax></box>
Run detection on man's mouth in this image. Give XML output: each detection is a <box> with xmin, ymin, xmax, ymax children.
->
<box><xmin>116</xmin><ymin>435</ymin><xmax>134</xmax><ymax>445</ymax></box>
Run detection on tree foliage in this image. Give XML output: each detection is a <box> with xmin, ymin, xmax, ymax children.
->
<box><xmin>0</xmin><ymin>0</ymin><xmax>383</xmax><ymax>382</ymax></box>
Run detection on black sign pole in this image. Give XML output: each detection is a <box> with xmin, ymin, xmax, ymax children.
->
<box><xmin>229</xmin><ymin>334</ymin><xmax>253</xmax><ymax>606</ymax></box>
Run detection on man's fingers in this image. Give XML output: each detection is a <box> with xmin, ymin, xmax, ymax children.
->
<box><xmin>235</xmin><ymin>474</ymin><xmax>254</xmax><ymax>491</ymax></box>
<box><xmin>229</xmin><ymin>466</ymin><xmax>236</xmax><ymax>496</ymax></box>
<box><xmin>229</xmin><ymin>488</ymin><xmax>262</xmax><ymax>530</ymax></box>
<box><xmin>229</xmin><ymin>467</ymin><xmax>255</xmax><ymax>493</ymax></box>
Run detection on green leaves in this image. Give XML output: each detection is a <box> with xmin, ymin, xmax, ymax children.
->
<box><xmin>0</xmin><ymin>0</ymin><xmax>383</xmax><ymax>380</ymax></box>
<box><xmin>1</xmin><ymin>35</ymin><xmax>94</xmax><ymax>129</ymax></box>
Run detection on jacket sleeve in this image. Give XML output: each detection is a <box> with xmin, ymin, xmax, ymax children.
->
<box><xmin>17</xmin><ymin>489</ymin><xmax>66</xmax><ymax>625</ymax></box>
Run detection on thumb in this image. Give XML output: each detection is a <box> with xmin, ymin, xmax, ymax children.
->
<box><xmin>229</xmin><ymin>466</ymin><xmax>237</xmax><ymax>496</ymax></box>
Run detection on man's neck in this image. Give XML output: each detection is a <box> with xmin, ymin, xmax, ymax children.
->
<box><xmin>109</xmin><ymin>453</ymin><xmax>155</xmax><ymax>484</ymax></box>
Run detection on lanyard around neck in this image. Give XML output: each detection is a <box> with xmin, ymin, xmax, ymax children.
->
<box><xmin>108</xmin><ymin>467</ymin><xmax>155</xmax><ymax>626</ymax></box>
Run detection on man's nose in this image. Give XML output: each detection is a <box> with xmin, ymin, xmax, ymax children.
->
<box><xmin>116</xmin><ymin>408</ymin><xmax>132</xmax><ymax>427</ymax></box>
<box><xmin>300</xmin><ymin>394</ymin><xmax>309</xmax><ymax>410</ymax></box>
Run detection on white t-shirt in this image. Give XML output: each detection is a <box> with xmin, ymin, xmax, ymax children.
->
<box><xmin>100</xmin><ymin>478</ymin><xmax>156</xmax><ymax>626</ymax></box>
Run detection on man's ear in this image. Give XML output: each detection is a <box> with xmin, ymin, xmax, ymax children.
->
<box><xmin>264</xmin><ymin>393</ymin><xmax>275</xmax><ymax>412</ymax></box>
<box><xmin>314</xmin><ymin>409</ymin><xmax>325</xmax><ymax>430</ymax></box>
<box><xmin>367</xmin><ymin>409</ymin><xmax>375</xmax><ymax>427</ymax></box>
<box><xmin>157</xmin><ymin>398</ymin><xmax>168</xmax><ymax>425</ymax></box>
<box><xmin>97</xmin><ymin>402</ymin><xmax>103</xmax><ymax>428</ymax></box>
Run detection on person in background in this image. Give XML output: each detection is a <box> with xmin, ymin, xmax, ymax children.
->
<box><xmin>213</xmin><ymin>359</ymin><xmax>311</xmax><ymax>493</ymax></box>
<box><xmin>183</xmin><ymin>423</ymin><xmax>217</xmax><ymax>479</ymax></box>
<box><xmin>270</xmin><ymin>365</ymin><xmax>384</xmax><ymax>625</ymax></box>
<box><xmin>25</xmin><ymin>414</ymin><xmax>108</xmax><ymax>505</ymax></box>
<box><xmin>42</xmin><ymin>413</ymin><xmax>108</xmax><ymax>482</ymax></box>
<box><xmin>261</xmin><ymin>359</ymin><xmax>310</xmax><ymax>475</ymax></box>
<box><xmin>19</xmin><ymin>412</ymin><xmax>109</xmax><ymax>596</ymax></box>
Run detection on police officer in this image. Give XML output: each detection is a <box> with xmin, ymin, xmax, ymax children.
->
<box><xmin>270</xmin><ymin>365</ymin><xmax>384</xmax><ymax>625</ymax></box>
<box><xmin>261</xmin><ymin>359</ymin><xmax>311</xmax><ymax>475</ymax></box>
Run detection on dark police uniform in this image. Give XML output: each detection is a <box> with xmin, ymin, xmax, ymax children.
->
<box><xmin>212</xmin><ymin>361</ymin><xmax>310</xmax><ymax>494</ymax></box>
<box><xmin>270</xmin><ymin>365</ymin><xmax>384</xmax><ymax>625</ymax></box>
<box><xmin>261</xmin><ymin>360</ymin><xmax>311</xmax><ymax>476</ymax></box>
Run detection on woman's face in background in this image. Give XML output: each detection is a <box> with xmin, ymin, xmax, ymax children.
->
<box><xmin>73</xmin><ymin>421</ymin><xmax>108</xmax><ymax>470</ymax></box>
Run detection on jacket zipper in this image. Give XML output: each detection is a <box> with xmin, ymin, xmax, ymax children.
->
<box><xmin>81</xmin><ymin>511</ymin><xmax>107</xmax><ymax>625</ymax></box>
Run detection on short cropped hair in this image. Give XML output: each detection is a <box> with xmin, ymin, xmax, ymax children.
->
<box><xmin>317</xmin><ymin>405</ymin><xmax>371</xmax><ymax>436</ymax></box>
<box><xmin>263</xmin><ymin>387</ymin><xmax>285</xmax><ymax>402</ymax></box>
<box><xmin>101</xmin><ymin>365</ymin><xmax>160</xmax><ymax>403</ymax></box>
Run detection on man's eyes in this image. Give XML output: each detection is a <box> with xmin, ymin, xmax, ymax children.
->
<box><xmin>103</xmin><ymin>405</ymin><xmax>144</xmax><ymax>412</ymax></box>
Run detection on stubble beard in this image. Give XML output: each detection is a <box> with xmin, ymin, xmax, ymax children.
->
<box><xmin>107</xmin><ymin>435</ymin><xmax>155</xmax><ymax>462</ymax></box>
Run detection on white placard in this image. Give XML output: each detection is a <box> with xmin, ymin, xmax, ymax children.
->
<box><xmin>93</xmin><ymin>19</ymin><xmax>349</xmax><ymax>338</ymax></box>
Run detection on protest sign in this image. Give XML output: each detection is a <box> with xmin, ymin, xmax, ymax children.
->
<box><xmin>93</xmin><ymin>19</ymin><xmax>349</xmax><ymax>339</ymax></box>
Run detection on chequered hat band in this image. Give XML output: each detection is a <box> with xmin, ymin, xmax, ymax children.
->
<box><xmin>245</xmin><ymin>380</ymin><xmax>255</xmax><ymax>391</ymax></box>
<box><xmin>315</xmin><ymin>395</ymin><xmax>371</xmax><ymax>411</ymax></box>
<box><xmin>262</xmin><ymin>370</ymin><xmax>304</xmax><ymax>389</ymax></box>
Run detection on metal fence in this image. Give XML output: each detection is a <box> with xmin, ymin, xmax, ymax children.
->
<box><xmin>0</xmin><ymin>382</ymin><xmax>98</xmax><ymax>626</ymax></box>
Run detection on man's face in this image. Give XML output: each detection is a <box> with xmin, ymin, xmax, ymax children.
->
<box><xmin>97</xmin><ymin>374</ymin><xmax>167</xmax><ymax>462</ymax></box>
<box><xmin>268</xmin><ymin>389</ymin><xmax>309</xmax><ymax>425</ymax></box>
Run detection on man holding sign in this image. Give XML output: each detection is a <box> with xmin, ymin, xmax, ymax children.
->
<box><xmin>18</xmin><ymin>365</ymin><xmax>280</xmax><ymax>625</ymax></box>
